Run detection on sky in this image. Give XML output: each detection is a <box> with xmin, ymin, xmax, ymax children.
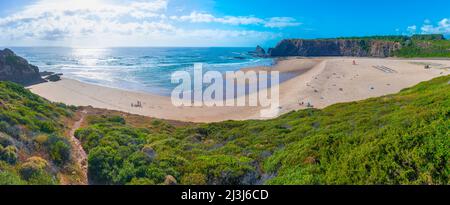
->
<box><xmin>0</xmin><ymin>0</ymin><xmax>449</xmax><ymax>47</ymax></box>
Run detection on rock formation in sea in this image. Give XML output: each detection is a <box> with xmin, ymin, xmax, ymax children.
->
<box><xmin>0</xmin><ymin>48</ymin><xmax>46</xmax><ymax>85</ymax></box>
<box><xmin>254</xmin><ymin>45</ymin><xmax>266</xmax><ymax>57</ymax></box>
<box><xmin>249</xmin><ymin>45</ymin><xmax>267</xmax><ymax>57</ymax></box>
<box><xmin>268</xmin><ymin>39</ymin><xmax>402</xmax><ymax>57</ymax></box>
<box><xmin>45</xmin><ymin>73</ymin><xmax>62</xmax><ymax>82</ymax></box>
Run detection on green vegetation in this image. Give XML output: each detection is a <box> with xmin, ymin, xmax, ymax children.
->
<box><xmin>324</xmin><ymin>34</ymin><xmax>450</xmax><ymax>58</ymax></box>
<box><xmin>18</xmin><ymin>157</ymin><xmax>56</xmax><ymax>184</ymax></box>
<box><xmin>411</xmin><ymin>34</ymin><xmax>445</xmax><ymax>41</ymax></box>
<box><xmin>75</xmin><ymin>75</ymin><xmax>450</xmax><ymax>185</ymax></box>
<box><xmin>334</xmin><ymin>35</ymin><xmax>410</xmax><ymax>42</ymax></box>
<box><xmin>394</xmin><ymin>39</ymin><xmax>450</xmax><ymax>58</ymax></box>
<box><xmin>0</xmin><ymin>81</ymin><xmax>75</xmax><ymax>185</ymax></box>
<box><xmin>1</xmin><ymin>75</ymin><xmax>448</xmax><ymax>185</ymax></box>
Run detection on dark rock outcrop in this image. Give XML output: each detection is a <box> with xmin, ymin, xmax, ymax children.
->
<box><xmin>0</xmin><ymin>48</ymin><xmax>45</xmax><ymax>85</ymax></box>
<box><xmin>249</xmin><ymin>45</ymin><xmax>267</xmax><ymax>57</ymax></box>
<box><xmin>39</xmin><ymin>71</ymin><xmax>55</xmax><ymax>77</ymax></box>
<box><xmin>254</xmin><ymin>45</ymin><xmax>266</xmax><ymax>57</ymax></box>
<box><xmin>44</xmin><ymin>74</ymin><xmax>62</xmax><ymax>82</ymax></box>
<box><xmin>268</xmin><ymin>39</ymin><xmax>402</xmax><ymax>57</ymax></box>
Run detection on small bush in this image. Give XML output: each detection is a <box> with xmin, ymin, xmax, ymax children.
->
<box><xmin>127</xmin><ymin>178</ymin><xmax>156</xmax><ymax>185</ymax></box>
<box><xmin>46</xmin><ymin>135</ymin><xmax>71</xmax><ymax>164</ymax></box>
<box><xmin>0</xmin><ymin>170</ymin><xmax>26</xmax><ymax>185</ymax></box>
<box><xmin>0</xmin><ymin>145</ymin><xmax>18</xmax><ymax>164</ymax></box>
<box><xmin>19</xmin><ymin>157</ymin><xmax>49</xmax><ymax>180</ymax></box>
<box><xmin>0</xmin><ymin>122</ymin><xmax>8</xmax><ymax>133</ymax></box>
<box><xmin>181</xmin><ymin>173</ymin><xmax>207</xmax><ymax>185</ymax></box>
<box><xmin>0</xmin><ymin>132</ymin><xmax>14</xmax><ymax>147</ymax></box>
<box><xmin>34</xmin><ymin>134</ymin><xmax>48</xmax><ymax>145</ymax></box>
<box><xmin>88</xmin><ymin>115</ymin><xmax>126</xmax><ymax>125</ymax></box>
<box><xmin>38</xmin><ymin>121</ymin><xmax>57</xmax><ymax>133</ymax></box>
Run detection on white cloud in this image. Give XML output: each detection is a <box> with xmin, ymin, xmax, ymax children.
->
<box><xmin>418</xmin><ymin>18</ymin><xmax>450</xmax><ymax>34</ymax></box>
<box><xmin>171</xmin><ymin>12</ymin><xmax>264</xmax><ymax>25</ymax></box>
<box><xmin>172</xmin><ymin>12</ymin><xmax>301</xmax><ymax>28</ymax></box>
<box><xmin>407</xmin><ymin>25</ymin><xmax>417</xmax><ymax>33</ymax></box>
<box><xmin>0</xmin><ymin>0</ymin><xmax>172</xmax><ymax>41</ymax></box>
<box><xmin>0</xmin><ymin>0</ymin><xmax>295</xmax><ymax>46</ymax></box>
<box><xmin>178</xmin><ymin>29</ymin><xmax>277</xmax><ymax>39</ymax></box>
<box><xmin>264</xmin><ymin>17</ymin><xmax>302</xmax><ymax>28</ymax></box>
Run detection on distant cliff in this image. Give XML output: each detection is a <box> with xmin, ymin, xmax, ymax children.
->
<box><xmin>268</xmin><ymin>34</ymin><xmax>449</xmax><ymax>58</ymax></box>
<box><xmin>0</xmin><ymin>48</ymin><xmax>45</xmax><ymax>85</ymax></box>
<box><xmin>269</xmin><ymin>39</ymin><xmax>402</xmax><ymax>57</ymax></box>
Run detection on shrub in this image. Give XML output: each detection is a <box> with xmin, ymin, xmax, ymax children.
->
<box><xmin>88</xmin><ymin>146</ymin><xmax>118</xmax><ymax>184</ymax></box>
<box><xmin>88</xmin><ymin>115</ymin><xmax>126</xmax><ymax>125</ymax></box>
<box><xmin>19</xmin><ymin>157</ymin><xmax>49</xmax><ymax>180</ymax></box>
<box><xmin>187</xmin><ymin>155</ymin><xmax>256</xmax><ymax>185</ymax></box>
<box><xmin>0</xmin><ymin>122</ymin><xmax>8</xmax><ymax>133</ymax></box>
<box><xmin>181</xmin><ymin>173</ymin><xmax>207</xmax><ymax>185</ymax></box>
<box><xmin>26</xmin><ymin>172</ymin><xmax>56</xmax><ymax>185</ymax></box>
<box><xmin>0</xmin><ymin>132</ymin><xmax>14</xmax><ymax>147</ymax></box>
<box><xmin>127</xmin><ymin>178</ymin><xmax>156</xmax><ymax>185</ymax></box>
<box><xmin>38</xmin><ymin>121</ymin><xmax>57</xmax><ymax>133</ymax></box>
<box><xmin>34</xmin><ymin>134</ymin><xmax>48</xmax><ymax>145</ymax></box>
<box><xmin>0</xmin><ymin>122</ymin><xmax>21</xmax><ymax>138</ymax></box>
<box><xmin>46</xmin><ymin>135</ymin><xmax>71</xmax><ymax>164</ymax></box>
<box><xmin>0</xmin><ymin>145</ymin><xmax>18</xmax><ymax>164</ymax></box>
<box><xmin>0</xmin><ymin>170</ymin><xmax>26</xmax><ymax>185</ymax></box>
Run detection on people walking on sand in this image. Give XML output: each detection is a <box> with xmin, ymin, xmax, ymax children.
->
<box><xmin>131</xmin><ymin>101</ymin><xmax>142</xmax><ymax>108</ymax></box>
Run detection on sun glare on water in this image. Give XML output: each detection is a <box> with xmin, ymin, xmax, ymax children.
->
<box><xmin>72</xmin><ymin>48</ymin><xmax>110</xmax><ymax>66</ymax></box>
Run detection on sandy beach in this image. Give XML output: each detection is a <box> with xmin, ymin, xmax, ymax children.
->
<box><xmin>28</xmin><ymin>57</ymin><xmax>450</xmax><ymax>122</ymax></box>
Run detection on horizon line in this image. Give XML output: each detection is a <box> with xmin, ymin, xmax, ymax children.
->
<box><xmin>1</xmin><ymin>46</ymin><xmax>265</xmax><ymax>49</ymax></box>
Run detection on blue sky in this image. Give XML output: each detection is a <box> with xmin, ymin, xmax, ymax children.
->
<box><xmin>0</xmin><ymin>0</ymin><xmax>449</xmax><ymax>47</ymax></box>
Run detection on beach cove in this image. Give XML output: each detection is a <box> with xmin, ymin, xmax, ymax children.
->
<box><xmin>28</xmin><ymin>57</ymin><xmax>450</xmax><ymax>122</ymax></box>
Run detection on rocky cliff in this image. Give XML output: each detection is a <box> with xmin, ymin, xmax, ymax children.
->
<box><xmin>248</xmin><ymin>45</ymin><xmax>267</xmax><ymax>57</ymax></box>
<box><xmin>269</xmin><ymin>39</ymin><xmax>402</xmax><ymax>57</ymax></box>
<box><xmin>0</xmin><ymin>48</ymin><xmax>45</xmax><ymax>85</ymax></box>
<box><xmin>254</xmin><ymin>45</ymin><xmax>266</xmax><ymax>57</ymax></box>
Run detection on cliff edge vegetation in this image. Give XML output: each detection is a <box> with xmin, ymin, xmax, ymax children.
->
<box><xmin>269</xmin><ymin>34</ymin><xmax>450</xmax><ymax>58</ymax></box>
<box><xmin>0</xmin><ymin>81</ymin><xmax>79</xmax><ymax>184</ymax></box>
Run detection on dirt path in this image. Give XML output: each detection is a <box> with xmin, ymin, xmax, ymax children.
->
<box><xmin>69</xmin><ymin>109</ymin><xmax>88</xmax><ymax>185</ymax></box>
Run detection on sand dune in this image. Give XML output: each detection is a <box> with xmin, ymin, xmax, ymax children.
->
<box><xmin>28</xmin><ymin>57</ymin><xmax>450</xmax><ymax>122</ymax></box>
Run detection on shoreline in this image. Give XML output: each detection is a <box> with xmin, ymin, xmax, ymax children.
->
<box><xmin>28</xmin><ymin>57</ymin><xmax>450</xmax><ymax>122</ymax></box>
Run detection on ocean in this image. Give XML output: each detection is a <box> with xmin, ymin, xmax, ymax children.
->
<box><xmin>11</xmin><ymin>47</ymin><xmax>274</xmax><ymax>96</ymax></box>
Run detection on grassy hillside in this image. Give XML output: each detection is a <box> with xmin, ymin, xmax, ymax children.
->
<box><xmin>1</xmin><ymin>76</ymin><xmax>448</xmax><ymax>185</ymax></box>
<box><xmin>75</xmin><ymin>75</ymin><xmax>450</xmax><ymax>185</ymax></box>
<box><xmin>0</xmin><ymin>81</ymin><xmax>76</xmax><ymax>184</ymax></box>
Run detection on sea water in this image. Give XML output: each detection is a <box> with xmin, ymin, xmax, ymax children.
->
<box><xmin>11</xmin><ymin>47</ymin><xmax>274</xmax><ymax>96</ymax></box>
